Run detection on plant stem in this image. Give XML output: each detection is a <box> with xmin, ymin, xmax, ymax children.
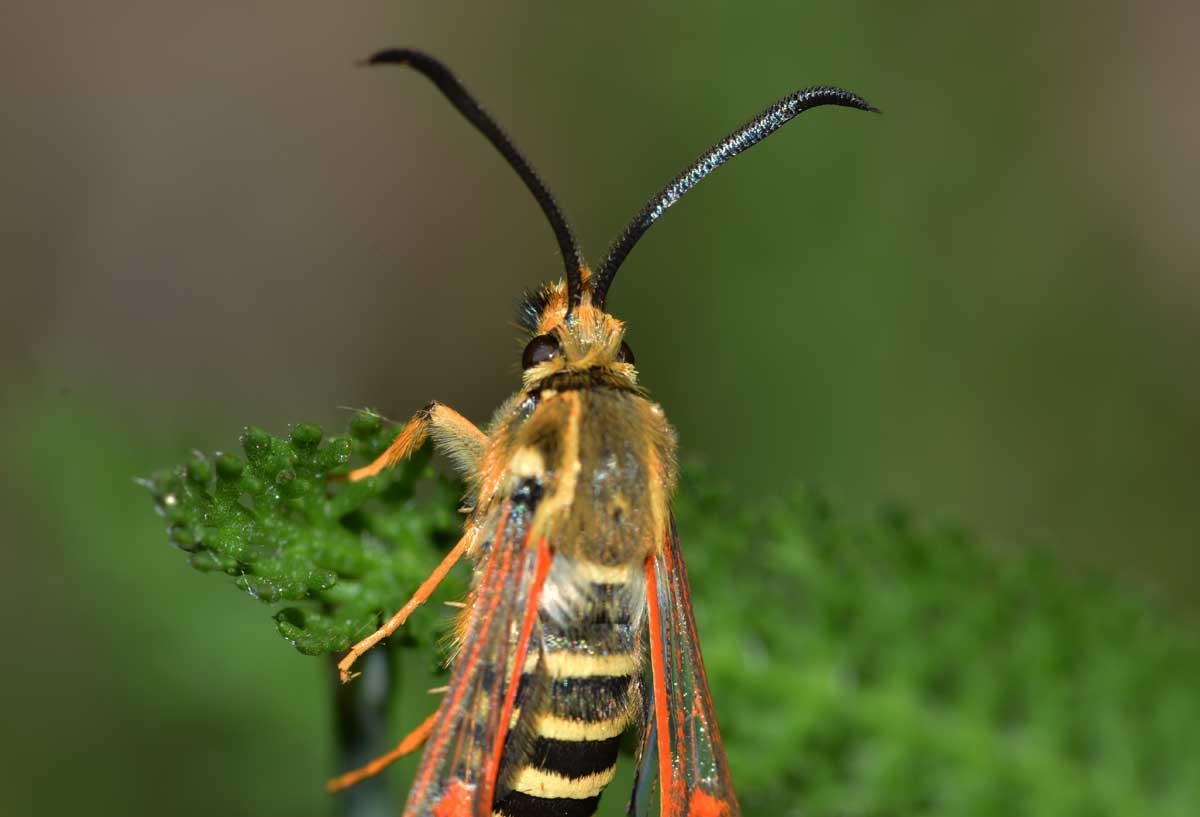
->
<box><xmin>331</xmin><ymin>644</ymin><xmax>394</xmax><ymax>817</ymax></box>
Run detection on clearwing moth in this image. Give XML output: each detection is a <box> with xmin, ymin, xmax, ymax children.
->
<box><xmin>328</xmin><ymin>47</ymin><xmax>875</xmax><ymax>817</ymax></box>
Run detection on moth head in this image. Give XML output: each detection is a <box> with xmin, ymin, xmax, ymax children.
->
<box><xmin>516</xmin><ymin>273</ymin><xmax>636</xmax><ymax>390</ymax></box>
<box><xmin>362</xmin><ymin>50</ymin><xmax>875</xmax><ymax>391</ymax></box>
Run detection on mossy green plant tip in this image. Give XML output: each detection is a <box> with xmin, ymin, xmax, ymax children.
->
<box><xmin>144</xmin><ymin>410</ymin><xmax>466</xmax><ymax>657</ymax></box>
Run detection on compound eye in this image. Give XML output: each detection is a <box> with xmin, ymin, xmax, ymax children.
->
<box><xmin>522</xmin><ymin>334</ymin><xmax>560</xmax><ymax>370</ymax></box>
<box><xmin>617</xmin><ymin>340</ymin><xmax>635</xmax><ymax>365</ymax></box>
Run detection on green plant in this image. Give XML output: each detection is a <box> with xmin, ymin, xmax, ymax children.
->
<box><xmin>144</xmin><ymin>417</ymin><xmax>1200</xmax><ymax>817</ymax></box>
<box><xmin>143</xmin><ymin>411</ymin><xmax>464</xmax><ymax>658</ymax></box>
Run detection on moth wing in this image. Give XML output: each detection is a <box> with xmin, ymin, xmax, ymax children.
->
<box><xmin>626</xmin><ymin>684</ymin><xmax>658</xmax><ymax>817</ymax></box>
<box><xmin>638</xmin><ymin>513</ymin><xmax>741</xmax><ymax>817</ymax></box>
<box><xmin>401</xmin><ymin>505</ymin><xmax>551</xmax><ymax>817</ymax></box>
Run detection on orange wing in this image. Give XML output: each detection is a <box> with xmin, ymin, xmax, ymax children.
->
<box><xmin>402</xmin><ymin>504</ymin><xmax>552</xmax><ymax>817</ymax></box>
<box><xmin>640</xmin><ymin>514</ymin><xmax>741</xmax><ymax>817</ymax></box>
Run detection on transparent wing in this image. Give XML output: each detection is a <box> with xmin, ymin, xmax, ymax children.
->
<box><xmin>626</xmin><ymin>681</ymin><xmax>658</xmax><ymax>817</ymax></box>
<box><xmin>640</xmin><ymin>514</ymin><xmax>741</xmax><ymax>817</ymax></box>
<box><xmin>402</xmin><ymin>504</ymin><xmax>551</xmax><ymax>817</ymax></box>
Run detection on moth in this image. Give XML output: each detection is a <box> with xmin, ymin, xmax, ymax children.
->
<box><xmin>330</xmin><ymin>48</ymin><xmax>874</xmax><ymax>817</ymax></box>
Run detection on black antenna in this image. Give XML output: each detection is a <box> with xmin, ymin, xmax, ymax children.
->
<box><xmin>366</xmin><ymin>49</ymin><xmax>586</xmax><ymax>312</ymax></box>
<box><xmin>591</xmin><ymin>86</ymin><xmax>878</xmax><ymax>309</ymax></box>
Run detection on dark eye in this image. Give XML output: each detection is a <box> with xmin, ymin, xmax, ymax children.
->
<box><xmin>522</xmin><ymin>334</ymin><xmax>560</xmax><ymax>370</ymax></box>
<box><xmin>617</xmin><ymin>340</ymin><xmax>635</xmax><ymax>365</ymax></box>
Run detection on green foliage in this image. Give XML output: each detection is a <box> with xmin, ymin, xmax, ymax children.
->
<box><xmin>143</xmin><ymin>411</ymin><xmax>463</xmax><ymax>656</ymax></box>
<box><xmin>143</xmin><ymin>423</ymin><xmax>1200</xmax><ymax>817</ymax></box>
<box><xmin>677</xmin><ymin>471</ymin><xmax>1200</xmax><ymax>817</ymax></box>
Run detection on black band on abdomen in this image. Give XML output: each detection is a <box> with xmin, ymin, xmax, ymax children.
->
<box><xmin>526</xmin><ymin>734</ymin><xmax>622</xmax><ymax>779</ymax></box>
<box><xmin>494</xmin><ymin>790</ymin><xmax>601</xmax><ymax>817</ymax></box>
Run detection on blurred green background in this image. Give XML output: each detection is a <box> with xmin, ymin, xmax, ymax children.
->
<box><xmin>3</xmin><ymin>2</ymin><xmax>1197</xmax><ymax>816</ymax></box>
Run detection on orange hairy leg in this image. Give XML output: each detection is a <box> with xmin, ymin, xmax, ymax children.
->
<box><xmin>335</xmin><ymin>402</ymin><xmax>486</xmax><ymax>682</ymax></box>
<box><xmin>326</xmin><ymin>709</ymin><xmax>440</xmax><ymax>793</ymax></box>
<box><xmin>338</xmin><ymin>531</ymin><xmax>471</xmax><ymax>683</ymax></box>
<box><xmin>341</xmin><ymin>402</ymin><xmax>486</xmax><ymax>482</ymax></box>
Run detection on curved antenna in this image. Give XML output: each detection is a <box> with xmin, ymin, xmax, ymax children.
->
<box><xmin>591</xmin><ymin>86</ymin><xmax>878</xmax><ymax>309</ymax></box>
<box><xmin>366</xmin><ymin>49</ymin><xmax>586</xmax><ymax>312</ymax></box>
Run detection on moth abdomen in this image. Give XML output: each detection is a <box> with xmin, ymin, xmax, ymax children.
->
<box><xmin>493</xmin><ymin>567</ymin><xmax>645</xmax><ymax>817</ymax></box>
